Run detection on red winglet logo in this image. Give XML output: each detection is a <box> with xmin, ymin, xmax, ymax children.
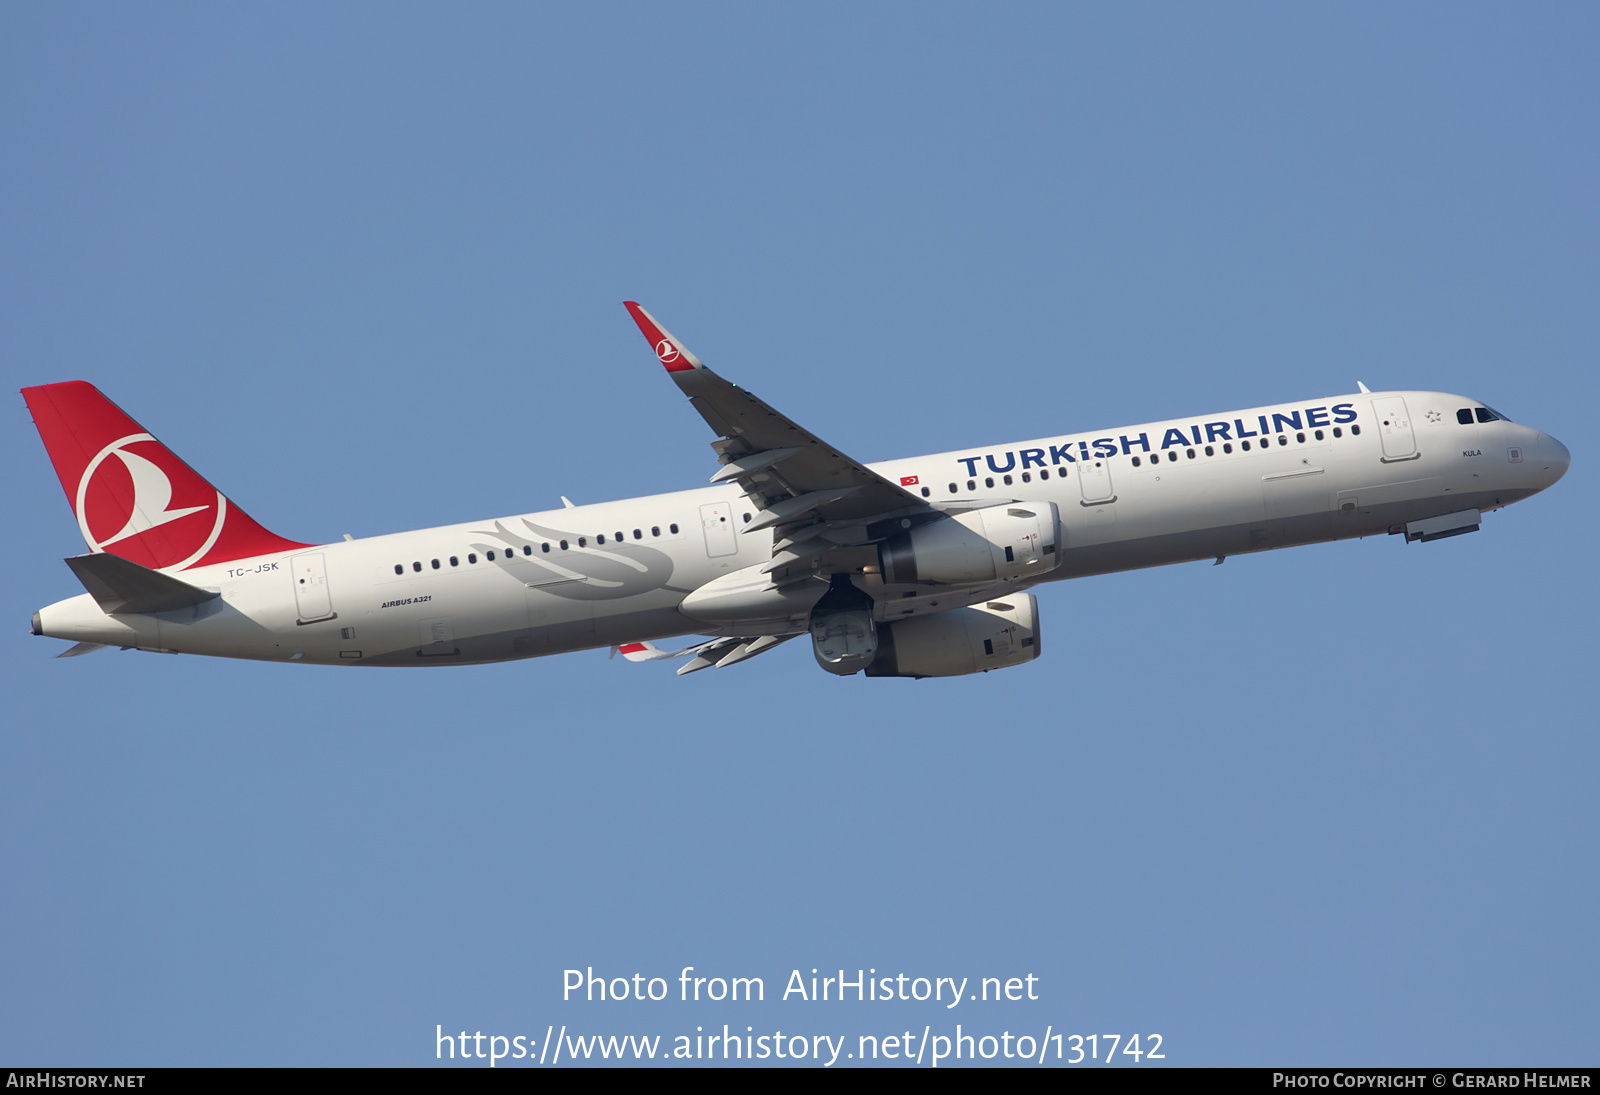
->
<box><xmin>624</xmin><ymin>301</ymin><xmax>701</xmax><ymax>373</ymax></box>
<box><xmin>23</xmin><ymin>381</ymin><xmax>309</xmax><ymax>572</ymax></box>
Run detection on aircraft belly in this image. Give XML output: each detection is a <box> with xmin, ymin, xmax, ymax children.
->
<box><xmin>521</xmin><ymin>584</ymin><xmax>595</xmax><ymax>655</ymax></box>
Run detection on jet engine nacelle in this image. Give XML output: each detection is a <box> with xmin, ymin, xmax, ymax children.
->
<box><xmin>879</xmin><ymin>503</ymin><xmax>1060</xmax><ymax>586</ymax></box>
<box><xmin>864</xmin><ymin>594</ymin><xmax>1041</xmax><ymax>678</ymax></box>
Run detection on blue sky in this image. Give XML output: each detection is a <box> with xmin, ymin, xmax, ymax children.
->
<box><xmin>2</xmin><ymin>2</ymin><xmax>1595</xmax><ymax>1067</ymax></box>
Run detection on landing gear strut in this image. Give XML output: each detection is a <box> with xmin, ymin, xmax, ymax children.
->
<box><xmin>808</xmin><ymin>573</ymin><xmax>878</xmax><ymax>676</ymax></box>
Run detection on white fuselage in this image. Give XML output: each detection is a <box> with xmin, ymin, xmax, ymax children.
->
<box><xmin>33</xmin><ymin>390</ymin><xmax>1569</xmax><ymax>667</ymax></box>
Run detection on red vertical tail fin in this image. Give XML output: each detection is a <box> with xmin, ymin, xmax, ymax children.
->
<box><xmin>22</xmin><ymin>381</ymin><xmax>310</xmax><ymax>572</ymax></box>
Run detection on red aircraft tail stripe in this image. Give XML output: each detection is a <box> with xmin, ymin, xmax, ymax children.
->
<box><xmin>22</xmin><ymin>381</ymin><xmax>310</xmax><ymax>572</ymax></box>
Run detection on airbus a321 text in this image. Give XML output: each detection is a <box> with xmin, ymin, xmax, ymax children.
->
<box><xmin>25</xmin><ymin>304</ymin><xmax>1570</xmax><ymax>678</ymax></box>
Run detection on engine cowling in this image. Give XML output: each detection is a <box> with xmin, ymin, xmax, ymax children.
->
<box><xmin>864</xmin><ymin>594</ymin><xmax>1041</xmax><ymax>678</ymax></box>
<box><xmin>879</xmin><ymin>503</ymin><xmax>1060</xmax><ymax>585</ymax></box>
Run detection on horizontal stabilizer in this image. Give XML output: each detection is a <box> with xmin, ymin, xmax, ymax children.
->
<box><xmin>56</xmin><ymin>641</ymin><xmax>112</xmax><ymax>658</ymax></box>
<box><xmin>64</xmin><ymin>553</ymin><xmax>220</xmax><ymax>615</ymax></box>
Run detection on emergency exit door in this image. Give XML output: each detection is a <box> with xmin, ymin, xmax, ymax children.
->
<box><xmin>1077</xmin><ymin>458</ymin><xmax>1116</xmax><ymax>505</ymax></box>
<box><xmin>700</xmin><ymin>502</ymin><xmax>738</xmax><ymax>557</ymax></box>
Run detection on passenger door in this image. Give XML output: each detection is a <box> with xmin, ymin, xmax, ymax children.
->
<box><xmin>290</xmin><ymin>552</ymin><xmax>336</xmax><ymax>623</ymax></box>
<box><xmin>1372</xmin><ymin>397</ymin><xmax>1419</xmax><ymax>462</ymax></box>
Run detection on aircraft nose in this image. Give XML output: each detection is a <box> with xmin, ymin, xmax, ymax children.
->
<box><xmin>1536</xmin><ymin>432</ymin><xmax>1570</xmax><ymax>488</ymax></box>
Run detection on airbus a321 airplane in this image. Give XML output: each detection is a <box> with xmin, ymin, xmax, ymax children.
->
<box><xmin>25</xmin><ymin>303</ymin><xmax>1570</xmax><ymax>678</ymax></box>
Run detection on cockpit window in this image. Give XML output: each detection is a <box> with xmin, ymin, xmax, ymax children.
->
<box><xmin>1456</xmin><ymin>408</ymin><xmax>1474</xmax><ymax>425</ymax></box>
<box><xmin>1480</xmin><ymin>404</ymin><xmax>1512</xmax><ymax>422</ymax></box>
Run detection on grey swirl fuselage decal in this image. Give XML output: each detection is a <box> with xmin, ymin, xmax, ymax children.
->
<box><xmin>465</xmin><ymin>519</ymin><xmax>678</xmax><ymax>601</ymax></box>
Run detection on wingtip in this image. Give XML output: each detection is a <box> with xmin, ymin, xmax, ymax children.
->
<box><xmin>622</xmin><ymin>301</ymin><xmax>702</xmax><ymax>372</ymax></box>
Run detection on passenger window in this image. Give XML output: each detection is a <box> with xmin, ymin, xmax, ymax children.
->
<box><xmin>1314</xmin><ymin>430</ymin><xmax>1324</xmax><ymax>441</ymax></box>
<box><xmin>1021</xmin><ymin>472</ymin><xmax>1031</xmax><ymax>483</ymax></box>
<box><xmin>487</xmin><ymin>550</ymin><xmax>496</xmax><ymax>560</ymax></box>
<box><xmin>985</xmin><ymin>477</ymin><xmax>994</xmax><ymax>488</ymax></box>
<box><xmin>1204</xmin><ymin>445</ymin><xmax>1214</xmax><ymax>456</ymax></box>
<box><xmin>450</xmin><ymin>556</ymin><xmax>459</xmax><ymax>567</ymax></box>
<box><xmin>1186</xmin><ymin>448</ymin><xmax>1195</xmax><ymax>459</ymax></box>
<box><xmin>633</xmin><ymin>529</ymin><xmax>642</xmax><ymax>539</ymax></box>
<box><xmin>412</xmin><ymin>562</ymin><xmax>422</xmax><ymax>572</ymax></box>
<box><xmin>1168</xmin><ymin>452</ymin><xmax>1177</xmax><ymax>463</ymax></box>
<box><xmin>741</xmin><ymin>514</ymin><xmax>750</xmax><ymax>524</ymax></box>
<box><xmin>393</xmin><ymin>564</ymin><xmax>403</xmax><ymax>575</ymax></box>
<box><xmin>560</xmin><ymin>541</ymin><xmax>568</xmax><ymax>550</ymax></box>
<box><xmin>1223</xmin><ymin>443</ymin><xmax>1232</xmax><ymax>453</ymax></box>
<box><xmin>431</xmin><ymin>559</ymin><xmax>440</xmax><ymax>569</ymax></box>
<box><xmin>670</xmin><ymin>524</ymin><xmax>679</xmax><ymax>534</ymax></box>
<box><xmin>1003</xmin><ymin>474</ymin><xmax>1013</xmax><ymax>486</ymax></box>
<box><xmin>920</xmin><ymin>487</ymin><xmax>930</xmax><ymax>497</ymax></box>
<box><xmin>595</xmin><ymin>536</ymin><xmax>604</xmax><ymax>545</ymax></box>
<box><xmin>651</xmin><ymin>527</ymin><xmax>660</xmax><ymax>537</ymax></box>
<box><xmin>1457</xmin><ymin>408</ymin><xmax>1474</xmax><ymax>425</ymax></box>
<box><xmin>1040</xmin><ymin>469</ymin><xmax>1050</xmax><ymax>480</ymax></box>
<box><xmin>468</xmin><ymin>554</ymin><xmax>477</xmax><ymax>564</ymax></box>
<box><xmin>578</xmin><ymin>537</ymin><xmax>586</xmax><ymax>548</ymax></box>
<box><xmin>967</xmin><ymin>480</ymin><xmax>976</xmax><ymax>491</ymax></box>
<box><xmin>616</xmin><ymin>530</ymin><xmax>624</xmax><ymax>540</ymax></box>
<box><xmin>1351</xmin><ymin>425</ymin><xmax>1361</xmax><ymax>435</ymax></box>
<box><xmin>542</xmin><ymin>543</ymin><xmax>551</xmax><ymax>553</ymax></box>
<box><xmin>1333</xmin><ymin>427</ymin><xmax>1342</xmax><ymax>438</ymax></box>
<box><xmin>948</xmin><ymin>483</ymin><xmax>958</xmax><ymax>494</ymax></box>
<box><xmin>523</xmin><ymin>545</ymin><xmax>532</xmax><ymax>555</ymax></box>
<box><xmin>1132</xmin><ymin>457</ymin><xmax>1141</xmax><ymax>467</ymax></box>
<box><xmin>1279</xmin><ymin>436</ymin><xmax>1289</xmax><ymax>446</ymax></box>
<box><xmin>1296</xmin><ymin>432</ymin><xmax>1305</xmax><ymax>443</ymax></box>
<box><xmin>1242</xmin><ymin>440</ymin><xmax>1251</xmax><ymax>451</ymax></box>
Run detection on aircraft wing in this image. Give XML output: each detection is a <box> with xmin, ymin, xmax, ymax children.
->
<box><xmin>612</xmin><ymin>635</ymin><xmax>796</xmax><ymax>675</ymax></box>
<box><xmin>624</xmin><ymin>302</ymin><xmax>935</xmax><ymax>536</ymax></box>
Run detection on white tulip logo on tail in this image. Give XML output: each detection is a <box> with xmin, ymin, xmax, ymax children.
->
<box><xmin>75</xmin><ymin>433</ymin><xmax>227</xmax><ymax>571</ymax></box>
